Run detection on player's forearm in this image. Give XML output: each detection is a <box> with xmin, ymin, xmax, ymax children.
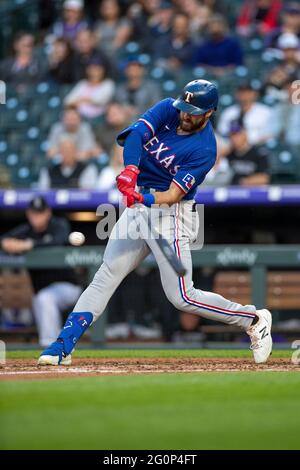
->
<box><xmin>123</xmin><ymin>130</ymin><xmax>143</xmax><ymax>167</ymax></box>
<box><xmin>153</xmin><ymin>188</ymin><xmax>185</xmax><ymax>206</ymax></box>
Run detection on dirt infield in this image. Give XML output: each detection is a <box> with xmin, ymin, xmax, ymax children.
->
<box><xmin>0</xmin><ymin>357</ymin><xmax>299</xmax><ymax>380</ymax></box>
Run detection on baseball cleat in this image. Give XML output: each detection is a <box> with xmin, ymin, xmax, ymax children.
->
<box><xmin>38</xmin><ymin>340</ymin><xmax>72</xmax><ymax>366</ymax></box>
<box><xmin>247</xmin><ymin>308</ymin><xmax>272</xmax><ymax>364</ymax></box>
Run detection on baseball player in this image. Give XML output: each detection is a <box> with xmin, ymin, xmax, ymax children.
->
<box><xmin>38</xmin><ymin>80</ymin><xmax>272</xmax><ymax>366</ymax></box>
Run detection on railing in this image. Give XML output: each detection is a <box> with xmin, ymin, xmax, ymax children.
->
<box><xmin>1</xmin><ymin>186</ymin><xmax>300</xmax><ymax>209</ymax></box>
<box><xmin>1</xmin><ymin>245</ymin><xmax>300</xmax><ymax>343</ymax></box>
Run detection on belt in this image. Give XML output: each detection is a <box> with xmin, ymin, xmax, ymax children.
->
<box><xmin>138</xmin><ymin>186</ymin><xmax>157</xmax><ymax>194</ymax></box>
<box><xmin>138</xmin><ymin>186</ymin><xmax>197</xmax><ymax>212</ymax></box>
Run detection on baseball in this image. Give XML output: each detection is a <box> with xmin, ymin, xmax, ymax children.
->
<box><xmin>69</xmin><ymin>231</ymin><xmax>85</xmax><ymax>246</ymax></box>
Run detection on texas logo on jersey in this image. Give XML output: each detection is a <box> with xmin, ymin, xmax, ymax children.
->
<box><xmin>143</xmin><ymin>136</ymin><xmax>180</xmax><ymax>177</ymax></box>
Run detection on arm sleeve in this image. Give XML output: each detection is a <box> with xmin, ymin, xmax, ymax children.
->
<box><xmin>123</xmin><ymin>130</ymin><xmax>143</xmax><ymax>166</ymax></box>
<box><xmin>116</xmin><ymin>98</ymin><xmax>175</xmax><ymax>166</ymax></box>
<box><xmin>172</xmin><ymin>150</ymin><xmax>216</xmax><ymax>194</ymax></box>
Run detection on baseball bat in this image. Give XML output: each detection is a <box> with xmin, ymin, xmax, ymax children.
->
<box><xmin>140</xmin><ymin>209</ymin><xmax>187</xmax><ymax>277</ymax></box>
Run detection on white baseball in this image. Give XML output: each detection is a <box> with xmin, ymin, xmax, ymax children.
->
<box><xmin>69</xmin><ymin>231</ymin><xmax>85</xmax><ymax>246</ymax></box>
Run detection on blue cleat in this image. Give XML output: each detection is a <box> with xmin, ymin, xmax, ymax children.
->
<box><xmin>38</xmin><ymin>311</ymin><xmax>93</xmax><ymax>366</ymax></box>
<box><xmin>38</xmin><ymin>340</ymin><xmax>72</xmax><ymax>366</ymax></box>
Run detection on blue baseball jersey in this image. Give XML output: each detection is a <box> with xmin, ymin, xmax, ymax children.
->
<box><xmin>117</xmin><ymin>98</ymin><xmax>217</xmax><ymax>200</ymax></box>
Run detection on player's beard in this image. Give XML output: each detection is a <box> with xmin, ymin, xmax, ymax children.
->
<box><xmin>179</xmin><ymin>113</ymin><xmax>207</xmax><ymax>133</ymax></box>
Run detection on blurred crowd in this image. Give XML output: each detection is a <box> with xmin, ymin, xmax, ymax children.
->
<box><xmin>0</xmin><ymin>0</ymin><xmax>300</xmax><ymax>191</ymax></box>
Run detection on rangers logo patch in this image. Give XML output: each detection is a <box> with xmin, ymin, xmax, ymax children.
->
<box><xmin>183</xmin><ymin>173</ymin><xmax>195</xmax><ymax>189</ymax></box>
<box><xmin>185</xmin><ymin>91</ymin><xmax>194</xmax><ymax>103</ymax></box>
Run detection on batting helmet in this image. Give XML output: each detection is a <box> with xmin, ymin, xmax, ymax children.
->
<box><xmin>173</xmin><ymin>79</ymin><xmax>218</xmax><ymax>115</ymax></box>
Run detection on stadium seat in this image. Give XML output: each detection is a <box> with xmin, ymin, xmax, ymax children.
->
<box><xmin>40</xmin><ymin>109</ymin><xmax>61</xmax><ymax>131</ymax></box>
<box><xmin>214</xmin><ymin>270</ymin><xmax>300</xmax><ymax>310</ymax></box>
<box><xmin>268</xmin><ymin>143</ymin><xmax>300</xmax><ymax>183</ymax></box>
<box><xmin>6</xmin><ymin>152</ymin><xmax>19</xmax><ymax>168</ymax></box>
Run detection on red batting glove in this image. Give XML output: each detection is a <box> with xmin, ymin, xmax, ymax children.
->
<box><xmin>116</xmin><ymin>165</ymin><xmax>140</xmax><ymax>194</ymax></box>
<box><xmin>122</xmin><ymin>188</ymin><xmax>144</xmax><ymax>208</ymax></box>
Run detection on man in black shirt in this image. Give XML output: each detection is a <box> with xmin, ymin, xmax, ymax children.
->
<box><xmin>227</xmin><ymin>122</ymin><xmax>271</xmax><ymax>186</ymax></box>
<box><xmin>1</xmin><ymin>196</ymin><xmax>82</xmax><ymax>346</ymax></box>
<box><xmin>38</xmin><ymin>137</ymin><xmax>98</xmax><ymax>189</ymax></box>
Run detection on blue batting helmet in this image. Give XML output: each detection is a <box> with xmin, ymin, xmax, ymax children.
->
<box><xmin>173</xmin><ymin>79</ymin><xmax>218</xmax><ymax>115</ymax></box>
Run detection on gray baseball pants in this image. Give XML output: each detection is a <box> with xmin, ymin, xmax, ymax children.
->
<box><xmin>74</xmin><ymin>201</ymin><xmax>256</xmax><ymax>330</ymax></box>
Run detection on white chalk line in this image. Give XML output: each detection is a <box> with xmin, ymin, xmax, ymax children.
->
<box><xmin>0</xmin><ymin>366</ymin><xmax>297</xmax><ymax>377</ymax></box>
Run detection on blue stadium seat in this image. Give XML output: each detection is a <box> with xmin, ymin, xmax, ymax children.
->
<box><xmin>6</xmin><ymin>153</ymin><xmax>19</xmax><ymax>167</ymax></box>
<box><xmin>268</xmin><ymin>143</ymin><xmax>300</xmax><ymax>183</ymax></box>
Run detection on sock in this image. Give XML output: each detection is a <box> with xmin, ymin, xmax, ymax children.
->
<box><xmin>58</xmin><ymin>312</ymin><xmax>93</xmax><ymax>355</ymax></box>
<box><xmin>251</xmin><ymin>315</ymin><xmax>259</xmax><ymax>326</ymax></box>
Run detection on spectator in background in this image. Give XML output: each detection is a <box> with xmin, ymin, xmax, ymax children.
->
<box><xmin>202</xmin><ymin>133</ymin><xmax>232</xmax><ymax>186</ymax></box>
<box><xmin>0</xmin><ymin>196</ymin><xmax>82</xmax><ymax>347</ymax></box>
<box><xmin>115</xmin><ymin>60</ymin><xmax>161</xmax><ymax>114</ymax></box>
<box><xmin>39</xmin><ymin>137</ymin><xmax>98</xmax><ymax>189</ymax></box>
<box><xmin>64</xmin><ymin>58</ymin><xmax>115</xmax><ymax>119</ymax></box>
<box><xmin>271</xmin><ymin>77</ymin><xmax>300</xmax><ymax>147</ymax></box>
<box><xmin>193</xmin><ymin>14</ymin><xmax>244</xmax><ymax>73</ymax></box>
<box><xmin>51</xmin><ymin>0</ymin><xmax>88</xmax><ymax>46</ymax></box>
<box><xmin>202</xmin><ymin>156</ymin><xmax>233</xmax><ymax>187</ymax></box>
<box><xmin>154</xmin><ymin>12</ymin><xmax>195</xmax><ymax>69</ymax></box>
<box><xmin>0</xmin><ymin>33</ymin><xmax>47</xmax><ymax>92</ymax></box>
<box><xmin>277</xmin><ymin>33</ymin><xmax>300</xmax><ymax>78</ymax></box>
<box><xmin>73</xmin><ymin>29</ymin><xmax>112</xmax><ymax>81</ymax></box>
<box><xmin>97</xmin><ymin>143</ymin><xmax>124</xmax><ymax>191</ymax></box>
<box><xmin>128</xmin><ymin>0</ymin><xmax>161</xmax><ymax>48</ymax></box>
<box><xmin>176</xmin><ymin>0</ymin><xmax>212</xmax><ymax>38</ymax></box>
<box><xmin>147</xmin><ymin>1</ymin><xmax>174</xmax><ymax>55</ymax></box>
<box><xmin>48</xmin><ymin>38</ymin><xmax>77</xmax><ymax>84</ymax></box>
<box><xmin>94</xmin><ymin>0</ymin><xmax>132</xmax><ymax>57</ymax></box>
<box><xmin>226</xmin><ymin>122</ymin><xmax>270</xmax><ymax>186</ymax></box>
<box><xmin>218</xmin><ymin>81</ymin><xmax>273</xmax><ymax>145</ymax></box>
<box><xmin>265</xmin><ymin>2</ymin><xmax>300</xmax><ymax>48</ymax></box>
<box><xmin>262</xmin><ymin>65</ymin><xmax>290</xmax><ymax>103</ymax></box>
<box><xmin>237</xmin><ymin>0</ymin><xmax>282</xmax><ymax>37</ymax></box>
<box><xmin>95</xmin><ymin>102</ymin><xmax>133</xmax><ymax>155</ymax></box>
<box><xmin>202</xmin><ymin>0</ymin><xmax>235</xmax><ymax>18</ymax></box>
<box><xmin>47</xmin><ymin>106</ymin><xmax>99</xmax><ymax>161</ymax></box>
<box><xmin>38</xmin><ymin>0</ymin><xmax>58</xmax><ymax>32</ymax></box>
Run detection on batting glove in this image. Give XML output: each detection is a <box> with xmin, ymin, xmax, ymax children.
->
<box><xmin>116</xmin><ymin>165</ymin><xmax>140</xmax><ymax>194</ymax></box>
<box><xmin>123</xmin><ymin>189</ymin><xmax>155</xmax><ymax>208</ymax></box>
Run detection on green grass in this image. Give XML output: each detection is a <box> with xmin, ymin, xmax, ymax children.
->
<box><xmin>1</xmin><ymin>350</ymin><xmax>299</xmax><ymax>450</ymax></box>
<box><xmin>6</xmin><ymin>348</ymin><xmax>292</xmax><ymax>359</ymax></box>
